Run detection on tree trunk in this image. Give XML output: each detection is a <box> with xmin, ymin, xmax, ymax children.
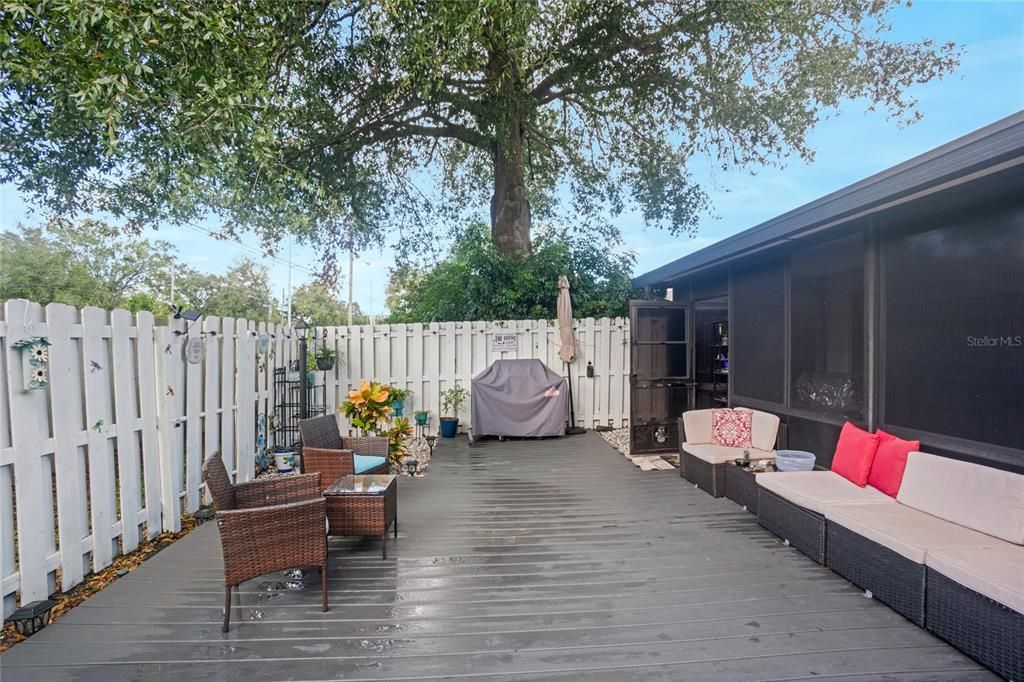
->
<box><xmin>490</xmin><ymin>119</ymin><xmax>532</xmax><ymax>259</ymax></box>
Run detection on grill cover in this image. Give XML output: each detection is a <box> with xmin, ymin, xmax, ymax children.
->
<box><xmin>471</xmin><ymin>359</ymin><xmax>567</xmax><ymax>438</ymax></box>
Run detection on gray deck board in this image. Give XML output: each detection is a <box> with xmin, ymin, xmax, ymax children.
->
<box><xmin>1</xmin><ymin>432</ymin><xmax>993</xmax><ymax>680</ymax></box>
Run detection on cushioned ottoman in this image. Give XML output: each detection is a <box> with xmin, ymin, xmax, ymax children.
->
<box><xmin>824</xmin><ymin>503</ymin><xmax>1005</xmax><ymax>625</ymax></box>
<box><xmin>926</xmin><ymin>546</ymin><xmax>1024</xmax><ymax>681</ymax></box>
<box><xmin>756</xmin><ymin>471</ymin><xmax>893</xmax><ymax>564</ymax></box>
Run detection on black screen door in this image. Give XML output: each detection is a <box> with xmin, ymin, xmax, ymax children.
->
<box><xmin>629</xmin><ymin>300</ymin><xmax>692</xmax><ymax>453</ymax></box>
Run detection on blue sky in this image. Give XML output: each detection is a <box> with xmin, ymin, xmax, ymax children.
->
<box><xmin>1</xmin><ymin>0</ymin><xmax>1022</xmax><ymax>318</ymax></box>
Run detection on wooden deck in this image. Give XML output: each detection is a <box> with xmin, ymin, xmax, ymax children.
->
<box><xmin>1</xmin><ymin>433</ymin><xmax>993</xmax><ymax>680</ymax></box>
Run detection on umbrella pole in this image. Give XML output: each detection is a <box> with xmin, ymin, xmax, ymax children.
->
<box><xmin>565</xmin><ymin>362</ymin><xmax>586</xmax><ymax>435</ymax></box>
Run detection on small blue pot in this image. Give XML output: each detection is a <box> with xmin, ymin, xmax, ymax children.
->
<box><xmin>392</xmin><ymin>399</ymin><xmax>405</xmax><ymax>417</ymax></box>
<box><xmin>439</xmin><ymin>418</ymin><xmax>459</xmax><ymax>438</ymax></box>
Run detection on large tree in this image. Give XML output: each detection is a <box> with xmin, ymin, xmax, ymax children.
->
<box><xmin>1</xmin><ymin>1</ymin><xmax>958</xmax><ymax>259</ymax></box>
<box><xmin>0</xmin><ymin>219</ymin><xmax>175</xmax><ymax>309</ymax></box>
<box><xmin>291</xmin><ymin>281</ymin><xmax>370</xmax><ymax>326</ymax></box>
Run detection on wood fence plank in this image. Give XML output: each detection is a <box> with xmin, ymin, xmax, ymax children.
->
<box><xmin>44</xmin><ymin>303</ymin><xmax>87</xmax><ymax>590</ymax></box>
<box><xmin>202</xmin><ymin>316</ymin><xmax>222</xmax><ymax>489</ymax></box>
<box><xmin>135</xmin><ymin>312</ymin><xmax>162</xmax><ymax>537</ymax></box>
<box><xmin>220</xmin><ymin>317</ymin><xmax>236</xmax><ymax>479</ymax></box>
<box><xmin>183</xmin><ymin>319</ymin><xmax>202</xmax><ymax>513</ymax></box>
<box><xmin>81</xmin><ymin>306</ymin><xmax>116</xmax><ymax>569</ymax></box>
<box><xmin>3</xmin><ymin>300</ymin><xmax>49</xmax><ymax>607</ymax></box>
<box><xmin>110</xmin><ymin>309</ymin><xmax>141</xmax><ymax>553</ymax></box>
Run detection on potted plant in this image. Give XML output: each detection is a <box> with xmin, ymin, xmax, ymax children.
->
<box><xmin>315</xmin><ymin>345</ymin><xmax>338</xmax><ymax>371</ymax></box>
<box><xmin>439</xmin><ymin>385</ymin><xmax>469</xmax><ymax>438</ymax></box>
<box><xmin>414</xmin><ymin>410</ymin><xmax>429</xmax><ymax>426</ymax></box>
<box><xmin>386</xmin><ymin>417</ymin><xmax>412</xmax><ymax>471</ymax></box>
<box><xmin>271</xmin><ymin>445</ymin><xmax>296</xmax><ymax>472</ymax></box>
<box><xmin>388</xmin><ymin>386</ymin><xmax>412</xmax><ymax>418</ymax></box>
<box><xmin>305</xmin><ymin>355</ymin><xmax>318</xmax><ymax>387</ymax></box>
<box><xmin>339</xmin><ymin>379</ymin><xmax>393</xmax><ymax>434</ymax></box>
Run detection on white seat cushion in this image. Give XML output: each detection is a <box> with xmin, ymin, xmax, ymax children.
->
<box><xmin>897</xmin><ymin>451</ymin><xmax>1024</xmax><ymax>545</ymax></box>
<box><xmin>927</xmin><ymin>545</ymin><xmax>1024</xmax><ymax>613</ymax></box>
<box><xmin>682</xmin><ymin>443</ymin><xmax>773</xmax><ymax>464</ymax></box>
<box><xmin>825</xmin><ymin>503</ymin><xmax>1006</xmax><ymax>564</ymax></box>
<box><xmin>756</xmin><ymin>471</ymin><xmax>894</xmax><ymax>514</ymax></box>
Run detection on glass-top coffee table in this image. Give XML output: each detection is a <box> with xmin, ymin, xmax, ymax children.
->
<box><xmin>323</xmin><ymin>474</ymin><xmax>398</xmax><ymax>559</ymax></box>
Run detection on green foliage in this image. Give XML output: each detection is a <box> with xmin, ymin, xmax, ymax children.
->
<box><xmin>314</xmin><ymin>345</ymin><xmax>337</xmax><ymax>362</ymax></box>
<box><xmin>387</xmin><ymin>386</ymin><xmax>412</xmax><ymax>403</ymax></box>
<box><xmin>1</xmin><ymin>0</ymin><xmax>960</xmax><ymax>261</ymax></box>
<box><xmin>441</xmin><ymin>385</ymin><xmax>469</xmax><ymax>418</ymax></box>
<box><xmin>174</xmin><ymin>259</ymin><xmax>277</xmax><ymax>321</ymax></box>
<box><xmin>387</xmin><ymin>223</ymin><xmax>633</xmax><ymax>322</ymax></box>
<box><xmin>290</xmin><ymin>282</ymin><xmax>369</xmax><ymax>327</ymax></box>
<box><xmin>0</xmin><ymin>220</ymin><xmax>174</xmax><ymax>311</ymax></box>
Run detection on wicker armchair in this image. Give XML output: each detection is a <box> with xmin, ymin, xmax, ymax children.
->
<box><xmin>202</xmin><ymin>453</ymin><xmax>328</xmax><ymax>632</ymax></box>
<box><xmin>299</xmin><ymin>415</ymin><xmax>389</xmax><ymax>491</ymax></box>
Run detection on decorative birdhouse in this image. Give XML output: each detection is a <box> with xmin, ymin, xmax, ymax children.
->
<box><xmin>13</xmin><ymin>337</ymin><xmax>50</xmax><ymax>391</ymax></box>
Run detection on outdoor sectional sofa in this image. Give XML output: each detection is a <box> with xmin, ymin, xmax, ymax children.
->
<box><xmin>680</xmin><ymin>408</ymin><xmax>779</xmax><ymax>497</ymax></box>
<box><xmin>756</xmin><ymin>452</ymin><xmax>1023</xmax><ymax>680</ymax></box>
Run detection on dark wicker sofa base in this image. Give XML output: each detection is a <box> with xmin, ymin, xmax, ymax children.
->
<box><xmin>926</xmin><ymin>567</ymin><xmax>1023</xmax><ymax>681</ymax></box>
<box><xmin>826</xmin><ymin>521</ymin><xmax>926</xmax><ymax>626</ymax></box>
<box><xmin>724</xmin><ymin>464</ymin><xmax>759</xmax><ymax>513</ymax></box>
<box><xmin>681</xmin><ymin>452</ymin><xmax>726</xmax><ymax>497</ymax></box>
<box><xmin>757</xmin><ymin>487</ymin><xmax>826</xmax><ymax>564</ymax></box>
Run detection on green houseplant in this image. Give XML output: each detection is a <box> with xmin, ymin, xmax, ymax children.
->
<box><xmin>339</xmin><ymin>380</ymin><xmax>393</xmax><ymax>433</ymax></box>
<box><xmin>315</xmin><ymin>345</ymin><xmax>338</xmax><ymax>371</ymax></box>
<box><xmin>439</xmin><ymin>385</ymin><xmax>469</xmax><ymax>438</ymax></box>
<box><xmin>388</xmin><ymin>386</ymin><xmax>412</xmax><ymax>418</ymax></box>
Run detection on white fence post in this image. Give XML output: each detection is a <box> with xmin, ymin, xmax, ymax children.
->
<box><xmin>2</xmin><ymin>300</ymin><xmax>50</xmax><ymax>609</ymax></box>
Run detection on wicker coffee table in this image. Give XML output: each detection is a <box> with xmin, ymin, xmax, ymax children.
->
<box><xmin>725</xmin><ymin>461</ymin><xmax>775</xmax><ymax>514</ymax></box>
<box><xmin>323</xmin><ymin>474</ymin><xmax>398</xmax><ymax>559</ymax></box>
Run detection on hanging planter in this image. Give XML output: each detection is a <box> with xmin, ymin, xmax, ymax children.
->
<box><xmin>315</xmin><ymin>346</ymin><xmax>337</xmax><ymax>371</ymax></box>
<box><xmin>14</xmin><ymin>338</ymin><xmax>50</xmax><ymax>391</ymax></box>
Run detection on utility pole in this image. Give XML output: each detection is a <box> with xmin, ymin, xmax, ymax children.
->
<box><xmin>286</xmin><ymin>236</ymin><xmax>293</xmax><ymax>327</ymax></box>
<box><xmin>347</xmin><ymin>236</ymin><xmax>354</xmax><ymax>327</ymax></box>
<box><xmin>170</xmin><ymin>269</ymin><xmax>175</xmax><ymax>308</ymax></box>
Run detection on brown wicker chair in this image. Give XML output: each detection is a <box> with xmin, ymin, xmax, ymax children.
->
<box><xmin>202</xmin><ymin>453</ymin><xmax>328</xmax><ymax>632</ymax></box>
<box><xmin>299</xmin><ymin>415</ymin><xmax>389</xmax><ymax>491</ymax></box>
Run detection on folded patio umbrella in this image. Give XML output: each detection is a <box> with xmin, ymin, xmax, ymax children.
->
<box><xmin>557</xmin><ymin>276</ymin><xmax>577</xmax><ymax>363</ymax></box>
<box><xmin>556</xmin><ymin>276</ymin><xmax>585</xmax><ymax>434</ymax></box>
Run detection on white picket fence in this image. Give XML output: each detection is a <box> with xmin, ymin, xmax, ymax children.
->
<box><xmin>0</xmin><ymin>299</ymin><xmax>296</xmax><ymax>617</ymax></box>
<box><xmin>322</xmin><ymin>318</ymin><xmax>631</xmax><ymax>432</ymax></box>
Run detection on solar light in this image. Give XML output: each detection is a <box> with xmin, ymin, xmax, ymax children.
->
<box><xmin>172</xmin><ymin>306</ymin><xmax>201</xmax><ymax>322</ymax></box>
<box><xmin>6</xmin><ymin>599</ymin><xmax>56</xmax><ymax>636</ymax></box>
<box><xmin>405</xmin><ymin>459</ymin><xmax>419</xmax><ymax>476</ymax></box>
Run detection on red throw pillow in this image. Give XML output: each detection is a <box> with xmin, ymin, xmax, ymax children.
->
<box><xmin>711</xmin><ymin>408</ymin><xmax>752</xmax><ymax>448</ymax></box>
<box><xmin>831</xmin><ymin>422</ymin><xmax>880</xmax><ymax>487</ymax></box>
<box><xmin>868</xmin><ymin>429</ymin><xmax>920</xmax><ymax>497</ymax></box>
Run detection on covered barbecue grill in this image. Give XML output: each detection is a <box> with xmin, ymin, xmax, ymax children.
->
<box><xmin>470</xmin><ymin>359</ymin><xmax>567</xmax><ymax>438</ymax></box>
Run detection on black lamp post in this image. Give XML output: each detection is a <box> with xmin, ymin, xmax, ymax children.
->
<box><xmin>295</xmin><ymin>317</ymin><xmax>309</xmax><ymax>416</ymax></box>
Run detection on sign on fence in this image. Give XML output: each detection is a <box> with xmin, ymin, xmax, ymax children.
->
<box><xmin>491</xmin><ymin>332</ymin><xmax>518</xmax><ymax>352</ymax></box>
